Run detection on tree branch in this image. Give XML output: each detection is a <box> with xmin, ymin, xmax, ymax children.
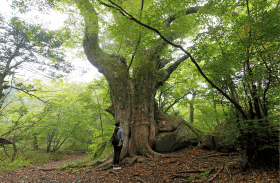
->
<box><xmin>76</xmin><ymin>0</ymin><xmax>128</xmax><ymax>76</ymax></box>
<box><xmin>165</xmin><ymin>6</ymin><xmax>202</xmax><ymax>28</ymax></box>
<box><xmin>164</xmin><ymin>92</ymin><xmax>190</xmax><ymax>114</ymax></box>
<box><xmin>156</xmin><ymin>55</ymin><xmax>189</xmax><ymax>88</ymax></box>
<box><xmin>151</xmin><ymin>6</ymin><xmax>202</xmax><ymax>57</ymax></box>
<box><xmin>127</xmin><ymin>0</ymin><xmax>145</xmax><ymax>71</ymax></box>
<box><xmin>6</xmin><ymin>85</ymin><xmax>46</xmax><ymax>103</ymax></box>
<box><xmin>166</xmin><ymin>55</ymin><xmax>189</xmax><ymax>75</ymax></box>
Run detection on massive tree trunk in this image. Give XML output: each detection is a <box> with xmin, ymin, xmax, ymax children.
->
<box><xmin>76</xmin><ymin>0</ymin><xmax>198</xmax><ymax>160</ymax></box>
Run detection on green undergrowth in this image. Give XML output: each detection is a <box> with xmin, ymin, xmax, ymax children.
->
<box><xmin>57</xmin><ymin>140</ymin><xmax>114</xmax><ymax>173</ymax></box>
<box><xmin>58</xmin><ymin>152</ymin><xmax>111</xmax><ymax>173</ymax></box>
<box><xmin>0</xmin><ymin>149</ymin><xmax>81</xmax><ymax>174</ymax></box>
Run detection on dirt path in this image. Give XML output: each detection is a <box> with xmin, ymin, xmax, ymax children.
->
<box><xmin>0</xmin><ymin>147</ymin><xmax>278</xmax><ymax>182</ymax></box>
<box><xmin>34</xmin><ymin>154</ymin><xmax>87</xmax><ymax>171</ymax></box>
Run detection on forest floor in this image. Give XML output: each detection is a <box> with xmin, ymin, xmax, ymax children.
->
<box><xmin>0</xmin><ymin>146</ymin><xmax>279</xmax><ymax>183</ymax></box>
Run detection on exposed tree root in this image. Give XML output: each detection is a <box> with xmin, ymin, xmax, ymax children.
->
<box><xmin>108</xmin><ymin>170</ymin><xmax>118</xmax><ymax>176</ymax></box>
<box><xmin>123</xmin><ymin>156</ymin><xmax>141</xmax><ymax>165</ymax></box>
<box><xmin>96</xmin><ymin>159</ymin><xmax>113</xmax><ymax>169</ymax></box>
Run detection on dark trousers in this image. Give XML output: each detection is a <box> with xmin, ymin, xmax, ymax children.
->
<box><xmin>113</xmin><ymin>145</ymin><xmax>122</xmax><ymax>166</ymax></box>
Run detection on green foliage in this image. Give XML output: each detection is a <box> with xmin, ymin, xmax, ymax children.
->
<box><xmin>0</xmin><ymin>156</ymin><xmax>31</xmax><ymax>173</ymax></box>
<box><xmin>0</xmin><ymin>149</ymin><xmax>63</xmax><ymax>173</ymax></box>
<box><xmin>0</xmin><ymin>15</ymin><xmax>72</xmax><ymax>80</ymax></box>
<box><xmin>0</xmin><ymin>76</ymin><xmax>114</xmax><ymax>169</ymax></box>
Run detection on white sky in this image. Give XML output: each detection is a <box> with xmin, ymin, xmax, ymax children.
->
<box><xmin>1</xmin><ymin>0</ymin><xmax>101</xmax><ymax>83</ymax></box>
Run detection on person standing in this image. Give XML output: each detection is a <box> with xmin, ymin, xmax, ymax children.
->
<box><xmin>113</xmin><ymin>121</ymin><xmax>124</xmax><ymax>170</ymax></box>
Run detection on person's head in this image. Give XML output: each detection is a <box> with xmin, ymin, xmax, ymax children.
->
<box><xmin>115</xmin><ymin>121</ymin><xmax>120</xmax><ymax>127</ymax></box>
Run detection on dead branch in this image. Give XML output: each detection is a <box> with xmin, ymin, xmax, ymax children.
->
<box><xmin>39</xmin><ymin>167</ymin><xmax>58</xmax><ymax>171</ymax></box>
<box><xmin>172</xmin><ymin>174</ymin><xmax>191</xmax><ymax>179</ymax></box>
<box><xmin>196</xmin><ymin>153</ymin><xmax>239</xmax><ymax>159</ymax></box>
<box><xmin>135</xmin><ymin>176</ymin><xmax>147</xmax><ymax>183</ymax></box>
<box><xmin>206</xmin><ymin>164</ymin><xmax>225</xmax><ymax>182</ymax></box>
<box><xmin>158</xmin><ymin>159</ymin><xmax>178</xmax><ymax>165</ymax></box>
<box><xmin>160</xmin><ymin>155</ymin><xmax>182</xmax><ymax>158</ymax></box>
<box><xmin>175</xmin><ymin>169</ymin><xmax>206</xmax><ymax>174</ymax></box>
<box><xmin>225</xmin><ymin>166</ymin><xmax>232</xmax><ymax>180</ymax></box>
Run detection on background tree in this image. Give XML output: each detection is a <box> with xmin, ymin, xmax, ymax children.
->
<box><xmin>0</xmin><ymin>15</ymin><xmax>73</xmax><ymax>108</ymax></box>
<box><xmin>191</xmin><ymin>0</ymin><xmax>279</xmax><ymax>168</ymax></box>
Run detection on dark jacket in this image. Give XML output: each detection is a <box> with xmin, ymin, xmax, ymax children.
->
<box><xmin>113</xmin><ymin>127</ymin><xmax>124</xmax><ymax>146</ymax></box>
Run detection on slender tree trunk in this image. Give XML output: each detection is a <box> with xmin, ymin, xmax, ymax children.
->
<box><xmin>189</xmin><ymin>94</ymin><xmax>196</xmax><ymax>124</ymax></box>
<box><xmin>212</xmin><ymin>94</ymin><xmax>219</xmax><ymax>125</ymax></box>
<box><xmin>32</xmin><ymin>134</ymin><xmax>39</xmax><ymax>150</ymax></box>
<box><xmin>11</xmin><ymin>136</ymin><xmax>17</xmax><ymax>162</ymax></box>
<box><xmin>47</xmin><ymin>132</ymin><xmax>54</xmax><ymax>153</ymax></box>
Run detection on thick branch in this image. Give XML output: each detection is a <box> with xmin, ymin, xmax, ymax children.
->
<box><xmin>102</xmin><ymin>1</ymin><xmax>248</xmax><ymax>120</ymax></box>
<box><xmin>77</xmin><ymin>0</ymin><xmax>127</xmax><ymax>76</ymax></box>
<box><xmin>105</xmin><ymin>105</ymin><xmax>115</xmax><ymax>116</ymax></box>
<box><xmin>166</xmin><ymin>55</ymin><xmax>189</xmax><ymax>75</ymax></box>
<box><xmin>165</xmin><ymin>6</ymin><xmax>202</xmax><ymax>28</ymax></box>
<box><xmin>156</xmin><ymin>55</ymin><xmax>189</xmax><ymax>88</ymax></box>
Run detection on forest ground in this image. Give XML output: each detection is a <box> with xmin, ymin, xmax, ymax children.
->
<box><xmin>0</xmin><ymin>146</ymin><xmax>279</xmax><ymax>183</ymax></box>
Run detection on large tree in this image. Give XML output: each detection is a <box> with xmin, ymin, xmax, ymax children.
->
<box><xmin>49</xmin><ymin>0</ymin><xmax>279</xmax><ymax>167</ymax></box>
<box><xmin>70</xmin><ymin>0</ymin><xmax>203</xmax><ymax>159</ymax></box>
